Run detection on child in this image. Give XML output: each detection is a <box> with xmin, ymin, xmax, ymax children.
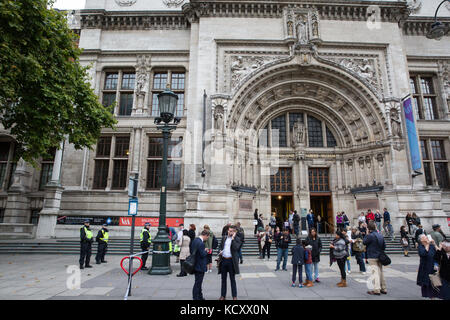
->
<box><xmin>291</xmin><ymin>238</ymin><xmax>305</xmax><ymax>288</ymax></box>
<box><xmin>303</xmin><ymin>240</ymin><xmax>314</xmax><ymax>287</ymax></box>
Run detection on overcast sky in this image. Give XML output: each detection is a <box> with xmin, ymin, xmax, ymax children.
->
<box><xmin>53</xmin><ymin>0</ymin><xmax>86</xmax><ymax>10</ymax></box>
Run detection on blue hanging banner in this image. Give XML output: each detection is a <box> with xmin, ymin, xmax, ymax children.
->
<box><xmin>402</xmin><ymin>97</ymin><xmax>422</xmax><ymax>171</ymax></box>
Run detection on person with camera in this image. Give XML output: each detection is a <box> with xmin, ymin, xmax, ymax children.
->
<box><xmin>363</xmin><ymin>221</ymin><xmax>387</xmax><ymax>295</ymax></box>
<box><xmin>218</xmin><ymin>225</ymin><xmax>242</xmax><ymax>300</ymax></box>
<box><xmin>417</xmin><ymin>234</ymin><xmax>439</xmax><ymax>299</ymax></box>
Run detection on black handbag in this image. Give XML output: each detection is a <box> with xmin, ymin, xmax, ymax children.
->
<box><xmin>182</xmin><ymin>246</ymin><xmax>197</xmax><ymax>274</ymax></box>
<box><xmin>379</xmin><ymin>251</ymin><xmax>391</xmax><ymax>266</ymax></box>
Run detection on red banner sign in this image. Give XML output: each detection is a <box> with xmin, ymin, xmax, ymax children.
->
<box><xmin>119</xmin><ymin>217</ymin><xmax>184</xmax><ymax>227</ymax></box>
<box><xmin>448</xmin><ymin>217</ymin><xmax>450</xmax><ymax>227</ymax></box>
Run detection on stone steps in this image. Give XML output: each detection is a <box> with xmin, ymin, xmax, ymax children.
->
<box><xmin>0</xmin><ymin>235</ymin><xmax>416</xmax><ymax>255</ymax></box>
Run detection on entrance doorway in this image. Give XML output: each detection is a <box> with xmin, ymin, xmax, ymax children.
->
<box><xmin>271</xmin><ymin>194</ymin><xmax>293</xmax><ymax>230</ymax></box>
<box><xmin>310</xmin><ymin>195</ymin><xmax>333</xmax><ymax>234</ymax></box>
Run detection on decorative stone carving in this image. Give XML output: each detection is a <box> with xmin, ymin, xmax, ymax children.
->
<box><xmin>390</xmin><ymin>108</ymin><xmax>402</xmax><ymax>138</ymax></box>
<box><xmin>437</xmin><ymin>60</ymin><xmax>449</xmax><ymax>99</ymax></box>
<box><xmin>358</xmin><ymin>157</ymin><xmax>365</xmax><ymax>169</ymax></box>
<box><xmin>406</xmin><ymin>0</ymin><xmax>422</xmax><ymax>13</ymax></box>
<box><xmin>291</xmin><ymin>119</ymin><xmax>306</xmax><ymax>146</ymax></box>
<box><xmin>347</xmin><ymin>159</ymin><xmax>354</xmax><ymax>172</ymax></box>
<box><xmin>365</xmin><ymin>156</ymin><xmax>372</xmax><ymax>169</ymax></box>
<box><xmin>229</xmin><ymin>55</ymin><xmax>285</xmax><ymax>91</ymax></box>
<box><xmin>134</xmin><ymin>55</ymin><xmax>151</xmax><ymax>114</ymax></box>
<box><xmin>214</xmin><ymin>107</ymin><xmax>224</xmax><ymax>134</ymax></box>
<box><xmin>162</xmin><ymin>0</ymin><xmax>185</xmax><ymax>8</ymax></box>
<box><xmin>283</xmin><ymin>7</ymin><xmax>321</xmax><ymax>45</ymax></box>
<box><xmin>115</xmin><ymin>0</ymin><xmax>137</xmax><ymax>6</ymax></box>
<box><xmin>376</xmin><ymin>154</ymin><xmax>384</xmax><ymax>167</ymax></box>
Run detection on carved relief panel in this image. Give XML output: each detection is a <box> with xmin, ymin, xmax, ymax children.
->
<box><xmin>283</xmin><ymin>7</ymin><xmax>321</xmax><ymax>44</ymax></box>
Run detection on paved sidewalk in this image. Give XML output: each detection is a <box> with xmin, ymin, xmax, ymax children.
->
<box><xmin>0</xmin><ymin>253</ymin><xmax>427</xmax><ymax>300</ymax></box>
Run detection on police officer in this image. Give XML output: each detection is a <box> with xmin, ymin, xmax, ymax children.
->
<box><xmin>95</xmin><ymin>223</ymin><xmax>109</xmax><ymax>264</ymax></box>
<box><xmin>79</xmin><ymin>219</ymin><xmax>93</xmax><ymax>269</ymax></box>
<box><xmin>140</xmin><ymin>222</ymin><xmax>152</xmax><ymax>271</ymax></box>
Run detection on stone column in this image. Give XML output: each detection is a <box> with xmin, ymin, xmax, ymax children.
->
<box><xmin>36</xmin><ymin>141</ymin><xmax>65</xmax><ymax>239</ymax></box>
<box><xmin>4</xmin><ymin>158</ymin><xmax>32</xmax><ymax>224</ymax></box>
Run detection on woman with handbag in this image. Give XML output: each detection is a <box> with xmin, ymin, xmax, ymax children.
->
<box><xmin>417</xmin><ymin>234</ymin><xmax>439</xmax><ymax>299</ymax></box>
<box><xmin>400</xmin><ymin>226</ymin><xmax>410</xmax><ymax>257</ymax></box>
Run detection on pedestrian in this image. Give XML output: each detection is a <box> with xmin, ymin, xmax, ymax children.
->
<box><xmin>176</xmin><ymin>229</ymin><xmax>191</xmax><ymax>277</ymax></box>
<box><xmin>293</xmin><ymin>210</ymin><xmax>300</xmax><ymax>236</ymax></box>
<box><xmin>307</xmin><ymin>209</ymin><xmax>314</xmax><ymax>233</ymax></box>
<box><xmin>257</xmin><ymin>214</ymin><xmax>264</xmax><ymax>231</ymax></box>
<box><xmin>330</xmin><ymin>230</ymin><xmax>349</xmax><ymax>287</ymax></box>
<box><xmin>345</xmin><ymin>226</ymin><xmax>352</xmax><ymax>274</ymax></box>
<box><xmin>222</xmin><ymin>223</ymin><xmax>231</xmax><ymax>237</ymax></box>
<box><xmin>406</xmin><ymin>212</ymin><xmax>414</xmax><ymax>235</ymax></box>
<box><xmin>350</xmin><ymin>226</ymin><xmax>366</xmax><ymax>274</ymax></box>
<box><xmin>316</xmin><ymin>214</ymin><xmax>322</xmax><ymax>233</ymax></box>
<box><xmin>218</xmin><ymin>225</ymin><xmax>242</xmax><ymax>300</ymax></box>
<box><xmin>175</xmin><ymin>224</ymin><xmax>185</xmax><ymax>263</ymax></box>
<box><xmin>336</xmin><ymin>212</ymin><xmax>344</xmax><ymax>231</ymax></box>
<box><xmin>412</xmin><ymin>212</ymin><xmax>421</xmax><ymax>232</ymax></box>
<box><xmin>203</xmin><ymin>225</ymin><xmax>214</xmax><ymax>273</ymax></box>
<box><xmin>305</xmin><ymin>227</ymin><xmax>322</xmax><ymax>282</ymax></box>
<box><xmin>191</xmin><ymin>229</ymin><xmax>210</xmax><ymax>300</ymax></box>
<box><xmin>95</xmin><ymin>223</ymin><xmax>109</xmax><ymax>264</ymax></box>
<box><xmin>358</xmin><ymin>212</ymin><xmax>366</xmax><ymax>225</ymax></box>
<box><xmin>288</xmin><ymin>210</ymin><xmax>294</xmax><ymax>234</ymax></box>
<box><xmin>275</xmin><ymin>228</ymin><xmax>291</xmax><ymax>271</ymax></box>
<box><xmin>253</xmin><ymin>209</ymin><xmax>259</xmax><ymax>235</ymax></box>
<box><xmin>430</xmin><ymin>224</ymin><xmax>446</xmax><ymax>247</ymax></box>
<box><xmin>236</xmin><ymin>222</ymin><xmax>245</xmax><ymax>264</ymax></box>
<box><xmin>414</xmin><ymin>225</ymin><xmax>426</xmax><ymax>249</ymax></box>
<box><xmin>417</xmin><ymin>234</ymin><xmax>439</xmax><ymax>299</ymax></box>
<box><xmin>257</xmin><ymin>227</ymin><xmax>265</xmax><ymax>259</ymax></box>
<box><xmin>291</xmin><ymin>238</ymin><xmax>305</xmax><ymax>288</ymax></box>
<box><xmin>436</xmin><ymin>240</ymin><xmax>450</xmax><ymax>300</ymax></box>
<box><xmin>188</xmin><ymin>224</ymin><xmax>196</xmax><ymax>250</ymax></box>
<box><xmin>140</xmin><ymin>222</ymin><xmax>152</xmax><ymax>271</ymax></box>
<box><xmin>374</xmin><ymin>210</ymin><xmax>382</xmax><ymax>232</ymax></box>
<box><xmin>166</xmin><ymin>225</ymin><xmax>174</xmax><ymax>254</ymax></box>
<box><xmin>303</xmin><ymin>240</ymin><xmax>314</xmax><ymax>287</ymax></box>
<box><xmin>383</xmin><ymin>208</ymin><xmax>394</xmax><ymax>240</ymax></box>
<box><xmin>400</xmin><ymin>226</ymin><xmax>411</xmax><ymax>257</ymax></box>
<box><xmin>269</xmin><ymin>212</ymin><xmax>277</xmax><ymax>233</ymax></box>
<box><xmin>365</xmin><ymin>209</ymin><xmax>375</xmax><ymax>225</ymax></box>
<box><xmin>364</xmin><ymin>221</ymin><xmax>387</xmax><ymax>295</ymax></box>
<box><xmin>342</xmin><ymin>211</ymin><xmax>350</xmax><ymax>229</ymax></box>
<box><xmin>262</xmin><ymin>225</ymin><xmax>273</xmax><ymax>260</ymax></box>
<box><xmin>79</xmin><ymin>219</ymin><xmax>94</xmax><ymax>269</ymax></box>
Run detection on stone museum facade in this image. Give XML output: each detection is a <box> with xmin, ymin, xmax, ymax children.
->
<box><xmin>0</xmin><ymin>0</ymin><xmax>449</xmax><ymax>239</ymax></box>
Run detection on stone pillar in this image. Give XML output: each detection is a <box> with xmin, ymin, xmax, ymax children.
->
<box><xmin>36</xmin><ymin>141</ymin><xmax>65</xmax><ymax>239</ymax></box>
<box><xmin>4</xmin><ymin>158</ymin><xmax>32</xmax><ymax>224</ymax></box>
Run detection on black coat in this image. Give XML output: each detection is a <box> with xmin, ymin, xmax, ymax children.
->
<box><xmin>275</xmin><ymin>233</ymin><xmax>291</xmax><ymax>249</ymax></box>
<box><xmin>417</xmin><ymin>244</ymin><xmax>437</xmax><ymax>287</ymax></box>
<box><xmin>436</xmin><ymin>249</ymin><xmax>450</xmax><ymax>282</ymax></box>
<box><xmin>291</xmin><ymin>245</ymin><xmax>305</xmax><ymax>265</ymax></box>
<box><xmin>305</xmin><ymin>236</ymin><xmax>322</xmax><ymax>262</ymax></box>
<box><xmin>218</xmin><ymin>235</ymin><xmax>242</xmax><ymax>275</ymax></box>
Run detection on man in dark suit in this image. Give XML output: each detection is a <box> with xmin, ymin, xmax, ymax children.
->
<box><xmin>218</xmin><ymin>225</ymin><xmax>242</xmax><ymax>300</ymax></box>
<box><xmin>191</xmin><ymin>229</ymin><xmax>210</xmax><ymax>300</ymax></box>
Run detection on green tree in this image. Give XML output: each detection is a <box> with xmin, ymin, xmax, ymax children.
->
<box><xmin>0</xmin><ymin>0</ymin><xmax>116</xmax><ymax>165</ymax></box>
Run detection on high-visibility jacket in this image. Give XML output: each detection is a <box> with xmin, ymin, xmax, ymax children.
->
<box><xmin>82</xmin><ymin>226</ymin><xmax>93</xmax><ymax>241</ymax></box>
<box><xmin>140</xmin><ymin>228</ymin><xmax>152</xmax><ymax>243</ymax></box>
<box><xmin>99</xmin><ymin>229</ymin><xmax>109</xmax><ymax>243</ymax></box>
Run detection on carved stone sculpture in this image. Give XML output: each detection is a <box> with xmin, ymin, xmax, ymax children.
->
<box><xmin>214</xmin><ymin>108</ymin><xmax>224</xmax><ymax>134</ymax></box>
<box><xmin>390</xmin><ymin>108</ymin><xmax>402</xmax><ymax>138</ymax></box>
<box><xmin>292</xmin><ymin>119</ymin><xmax>306</xmax><ymax>145</ymax></box>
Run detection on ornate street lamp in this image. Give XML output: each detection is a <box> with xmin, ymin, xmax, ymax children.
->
<box><xmin>426</xmin><ymin>0</ymin><xmax>450</xmax><ymax>40</ymax></box>
<box><xmin>149</xmin><ymin>85</ymin><xmax>180</xmax><ymax>275</ymax></box>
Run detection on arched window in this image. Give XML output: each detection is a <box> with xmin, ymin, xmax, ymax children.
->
<box><xmin>260</xmin><ymin>112</ymin><xmax>338</xmax><ymax>148</ymax></box>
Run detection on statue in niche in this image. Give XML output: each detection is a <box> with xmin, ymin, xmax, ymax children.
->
<box><xmin>287</xmin><ymin>21</ymin><xmax>294</xmax><ymax>36</ymax></box>
<box><xmin>377</xmin><ymin>154</ymin><xmax>384</xmax><ymax>167</ymax></box>
<box><xmin>390</xmin><ymin>108</ymin><xmax>402</xmax><ymax>138</ymax></box>
<box><xmin>311</xmin><ymin>12</ymin><xmax>319</xmax><ymax>37</ymax></box>
<box><xmin>296</xmin><ymin>16</ymin><xmax>308</xmax><ymax>44</ymax></box>
<box><xmin>292</xmin><ymin>119</ymin><xmax>306</xmax><ymax>145</ymax></box>
<box><xmin>214</xmin><ymin>109</ymin><xmax>224</xmax><ymax>134</ymax></box>
<box><xmin>136</xmin><ymin>72</ymin><xmax>147</xmax><ymax>96</ymax></box>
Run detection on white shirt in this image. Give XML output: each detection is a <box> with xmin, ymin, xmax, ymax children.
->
<box><xmin>222</xmin><ymin>236</ymin><xmax>233</xmax><ymax>258</ymax></box>
<box><xmin>177</xmin><ymin>230</ymin><xmax>183</xmax><ymax>245</ymax></box>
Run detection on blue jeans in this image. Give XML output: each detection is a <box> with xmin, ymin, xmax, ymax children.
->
<box><xmin>305</xmin><ymin>263</ymin><xmax>313</xmax><ymax>281</ymax></box>
<box><xmin>312</xmin><ymin>262</ymin><xmax>319</xmax><ymax>280</ymax></box>
<box><xmin>355</xmin><ymin>252</ymin><xmax>366</xmax><ymax>272</ymax></box>
<box><xmin>276</xmin><ymin>248</ymin><xmax>288</xmax><ymax>270</ymax></box>
<box><xmin>345</xmin><ymin>257</ymin><xmax>351</xmax><ymax>272</ymax></box>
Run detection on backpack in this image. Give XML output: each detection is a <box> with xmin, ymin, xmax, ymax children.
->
<box><xmin>352</xmin><ymin>238</ymin><xmax>366</xmax><ymax>252</ymax></box>
<box><xmin>212</xmin><ymin>235</ymin><xmax>218</xmax><ymax>250</ymax></box>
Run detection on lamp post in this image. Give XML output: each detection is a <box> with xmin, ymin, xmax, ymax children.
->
<box><xmin>426</xmin><ymin>0</ymin><xmax>450</xmax><ymax>40</ymax></box>
<box><xmin>149</xmin><ymin>85</ymin><xmax>180</xmax><ymax>275</ymax></box>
